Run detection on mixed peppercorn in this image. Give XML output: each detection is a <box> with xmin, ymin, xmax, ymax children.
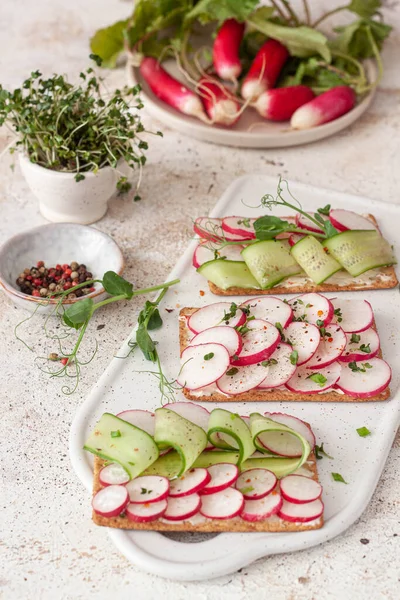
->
<box><xmin>15</xmin><ymin>261</ymin><xmax>95</xmax><ymax>299</ymax></box>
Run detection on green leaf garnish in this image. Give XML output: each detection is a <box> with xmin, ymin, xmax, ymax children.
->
<box><xmin>237</xmin><ymin>218</ymin><xmax>251</xmax><ymax>228</ymax></box>
<box><xmin>356</xmin><ymin>426</ymin><xmax>371</xmax><ymax>437</ymax></box>
<box><xmin>290</xmin><ymin>350</ymin><xmax>298</xmax><ymax>365</ymax></box>
<box><xmin>261</xmin><ymin>358</ymin><xmax>278</xmax><ymax>367</ymax></box>
<box><xmin>348</xmin><ymin>361</ymin><xmax>373</xmax><ymax>373</ymax></box>
<box><xmin>63</xmin><ymin>298</ymin><xmax>94</xmax><ymax>329</ymax></box>
<box><xmin>306</xmin><ymin>373</ymin><xmax>327</xmax><ymax>387</ymax></box>
<box><xmin>226</xmin><ymin>367</ymin><xmax>239</xmax><ymax>376</ymax></box>
<box><xmin>103</xmin><ymin>271</ymin><xmax>134</xmax><ymax>299</ymax></box>
<box><xmin>239</xmin><ymin>486</ymin><xmax>255</xmax><ymax>494</ymax></box>
<box><xmin>204</xmin><ymin>352</ymin><xmax>214</xmax><ymax>361</ymax></box>
<box><xmin>331</xmin><ymin>472</ymin><xmax>347</xmax><ymax>484</ymax></box>
<box><xmin>111</xmin><ymin>430</ymin><xmax>121</xmax><ymax>438</ymax></box>
<box><xmin>315</xmin><ymin>443</ymin><xmax>333</xmax><ymax>460</ymax></box>
<box><xmin>334</xmin><ymin>308</ymin><xmax>343</xmax><ymax>323</ymax></box>
<box><xmin>317</xmin><ymin>204</ymin><xmax>331</xmax><ymax>216</ymax></box>
<box><xmin>350</xmin><ymin>334</ymin><xmax>361</xmax><ymax>343</ymax></box>
<box><xmin>359</xmin><ymin>343</ymin><xmax>371</xmax><ymax>353</ymax></box>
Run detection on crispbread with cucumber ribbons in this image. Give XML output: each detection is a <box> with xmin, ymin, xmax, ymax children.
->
<box><xmin>85</xmin><ymin>404</ymin><xmax>324</xmax><ymax>532</ymax></box>
<box><xmin>192</xmin><ymin>207</ymin><xmax>398</xmax><ymax>295</ymax></box>
<box><xmin>178</xmin><ymin>293</ymin><xmax>391</xmax><ymax>402</ymax></box>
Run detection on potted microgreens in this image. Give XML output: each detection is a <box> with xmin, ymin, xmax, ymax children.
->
<box><xmin>0</xmin><ymin>55</ymin><xmax>161</xmax><ymax>224</ymax></box>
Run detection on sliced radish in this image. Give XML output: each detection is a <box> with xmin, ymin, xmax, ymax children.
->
<box><xmin>126</xmin><ymin>476</ymin><xmax>170</xmax><ymax>504</ymax></box>
<box><xmin>222</xmin><ymin>216</ymin><xmax>256</xmax><ymax>239</ymax></box>
<box><xmin>188</xmin><ymin>302</ymin><xmax>246</xmax><ymax>334</ymax></box>
<box><xmin>99</xmin><ymin>463</ymin><xmax>130</xmax><ymax>486</ymax></box>
<box><xmin>162</xmin><ymin>402</ymin><xmax>210</xmax><ymax>432</ymax></box>
<box><xmin>279</xmin><ymin>498</ymin><xmax>324</xmax><ymax>522</ymax></box>
<box><xmin>192</xmin><ymin>241</ymin><xmax>245</xmax><ymax>268</ymax></box>
<box><xmin>116</xmin><ymin>409</ymin><xmax>155</xmax><ymax>436</ymax></box>
<box><xmin>257</xmin><ymin>343</ymin><xmax>297</xmax><ymax>388</ymax></box>
<box><xmin>234</xmin><ymin>319</ymin><xmax>280</xmax><ymax>366</ymax></box>
<box><xmin>92</xmin><ymin>485</ymin><xmax>129</xmax><ymax>518</ymax></box>
<box><xmin>189</xmin><ymin>326</ymin><xmax>242</xmax><ymax>357</ymax></box>
<box><xmin>257</xmin><ymin>429</ymin><xmax>304</xmax><ymax>458</ymax></box>
<box><xmin>340</xmin><ymin>328</ymin><xmax>380</xmax><ymax>362</ymax></box>
<box><xmin>306</xmin><ymin>325</ymin><xmax>347</xmax><ymax>369</ymax></box>
<box><xmin>240</xmin><ymin>296</ymin><xmax>293</xmax><ymax>328</ymax></box>
<box><xmin>201</xmin><ymin>463</ymin><xmax>239</xmax><ymax>495</ymax></box>
<box><xmin>164</xmin><ymin>493</ymin><xmax>201</xmax><ymax>521</ymax></box>
<box><xmin>169</xmin><ymin>468</ymin><xmax>211</xmax><ymax>497</ymax></box>
<box><xmin>289</xmin><ymin>293</ymin><xmax>334</xmax><ymax>326</ymax></box>
<box><xmin>295</xmin><ymin>212</ymin><xmax>324</xmax><ymax>234</ymax></box>
<box><xmin>331</xmin><ymin>298</ymin><xmax>374</xmax><ymax>333</ymax></box>
<box><xmin>235</xmin><ymin>468</ymin><xmax>277</xmax><ymax>499</ymax></box>
<box><xmin>264</xmin><ymin>413</ymin><xmax>315</xmax><ymax>450</ymax></box>
<box><xmin>200</xmin><ymin>487</ymin><xmax>244</xmax><ymax>519</ymax></box>
<box><xmin>289</xmin><ymin>233</ymin><xmax>305</xmax><ymax>247</ymax></box>
<box><xmin>193</xmin><ymin>217</ymin><xmax>223</xmax><ymax>242</ymax></box>
<box><xmin>178</xmin><ymin>343</ymin><xmax>230</xmax><ymax>390</ymax></box>
<box><xmin>241</xmin><ymin>492</ymin><xmax>282</xmax><ymax>521</ymax></box>
<box><xmin>217</xmin><ymin>362</ymin><xmax>269</xmax><ymax>395</ymax></box>
<box><xmin>284</xmin><ymin>321</ymin><xmax>321</xmax><ymax>365</ymax></box>
<box><xmin>286</xmin><ymin>362</ymin><xmax>341</xmax><ymax>394</ymax></box>
<box><xmin>335</xmin><ymin>357</ymin><xmax>391</xmax><ymax>398</ymax></box>
<box><xmin>126</xmin><ymin>499</ymin><xmax>167</xmax><ymax>523</ymax></box>
<box><xmin>280</xmin><ymin>475</ymin><xmax>322</xmax><ymax>504</ymax></box>
<box><xmin>329</xmin><ymin>209</ymin><xmax>378</xmax><ymax>232</ymax></box>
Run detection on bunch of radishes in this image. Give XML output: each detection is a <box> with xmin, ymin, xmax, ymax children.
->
<box><xmin>139</xmin><ymin>19</ymin><xmax>356</xmax><ymax>130</ymax></box>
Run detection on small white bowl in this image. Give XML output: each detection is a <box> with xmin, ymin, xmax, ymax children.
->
<box><xmin>0</xmin><ymin>223</ymin><xmax>124</xmax><ymax>313</ymax></box>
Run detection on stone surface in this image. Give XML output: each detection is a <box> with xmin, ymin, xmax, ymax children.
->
<box><xmin>0</xmin><ymin>1</ymin><xmax>399</xmax><ymax>598</ymax></box>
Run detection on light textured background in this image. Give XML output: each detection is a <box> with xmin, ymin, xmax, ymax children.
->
<box><xmin>0</xmin><ymin>1</ymin><xmax>399</xmax><ymax>599</ymax></box>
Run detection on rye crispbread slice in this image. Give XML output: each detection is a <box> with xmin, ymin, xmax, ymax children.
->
<box><xmin>205</xmin><ymin>214</ymin><xmax>398</xmax><ymax>296</ymax></box>
<box><xmin>179</xmin><ymin>308</ymin><xmax>390</xmax><ymax>402</ymax></box>
<box><xmin>91</xmin><ymin>454</ymin><xmax>323</xmax><ymax>533</ymax></box>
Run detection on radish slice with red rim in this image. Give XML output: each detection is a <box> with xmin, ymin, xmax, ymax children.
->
<box><xmin>193</xmin><ymin>217</ymin><xmax>223</xmax><ymax>241</ymax></box>
<box><xmin>164</xmin><ymin>493</ymin><xmax>201</xmax><ymax>521</ymax></box>
<box><xmin>188</xmin><ymin>302</ymin><xmax>246</xmax><ymax>334</ymax></box>
<box><xmin>126</xmin><ymin>499</ymin><xmax>168</xmax><ymax>522</ymax></box>
<box><xmin>116</xmin><ymin>409</ymin><xmax>155</xmax><ymax>436</ymax></box>
<box><xmin>335</xmin><ymin>357</ymin><xmax>391</xmax><ymax>398</ymax></box>
<box><xmin>234</xmin><ymin>319</ymin><xmax>280</xmax><ymax>366</ymax></box>
<box><xmin>216</xmin><ymin>362</ymin><xmax>269</xmax><ymax>395</ymax></box>
<box><xmin>289</xmin><ymin>293</ymin><xmax>334</xmax><ymax>325</ymax></box>
<box><xmin>236</xmin><ymin>468</ymin><xmax>277</xmax><ymax>499</ymax></box>
<box><xmin>126</xmin><ymin>476</ymin><xmax>170</xmax><ymax>504</ymax></box>
<box><xmin>284</xmin><ymin>321</ymin><xmax>320</xmax><ymax>365</ymax></box>
<box><xmin>278</xmin><ymin>498</ymin><xmax>324</xmax><ymax>523</ymax></box>
<box><xmin>189</xmin><ymin>326</ymin><xmax>242</xmax><ymax>357</ymax></box>
<box><xmin>289</xmin><ymin>233</ymin><xmax>305</xmax><ymax>247</ymax></box>
<box><xmin>241</xmin><ymin>492</ymin><xmax>282</xmax><ymax>522</ymax></box>
<box><xmin>257</xmin><ymin>343</ymin><xmax>297</xmax><ymax>389</ymax></box>
<box><xmin>178</xmin><ymin>343</ymin><xmax>230</xmax><ymax>390</ymax></box>
<box><xmin>306</xmin><ymin>325</ymin><xmax>346</xmax><ymax>369</ymax></box>
<box><xmin>285</xmin><ymin>362</ymin><xmax>341</xmax><ymax>394</ymax></box>
<box><xmin>193</xmin><ymin>241</ymin><xmax>245</xmax><ymax>268</ymax></box>
<box><xmin>329</xmin><ymin>209</ymin><xmax>378</xmax><ymax>232</ymax></box>
<box><xmin>339</xmin><ymin>328</ymin><xmax>380</xmax><ymax>362</ymax></box>
<box><xmin>92</xmin><ymin>485</ymin><xmax>129</xmax><ymax>518</ymax></box>
<box><xmin>264</xmin><ymin>413</ymin><xmax>315</xmax><ymax>451</ymax></box>
<box><xmin>200</xmin><ymin>463</ymin><xmax>239</xmax><ymax>495</ymax></box>
<box><xmin>331</xmin><ymin>298</ymin><xmax>373</xmax><ymax>333</ymax></box>
<box><xmin>240</xmin><ymin>296</ymin><xmax>293</xmax><ymax>328</ymax></box>
<box><xmin>222</xmin><ymin>216</ymin><xmax>256</xmax><ymax>239</ymax></box>
<box><xmin>200</xmin><ymin>487</ymin><xmax>244</xmax><ymax>519</ymax></box>
<box><xmin>280</xmin><ymin>475</ymin><xmax>322</xmax><ymax>504</ymax></box>
<box><xmin>162</xmin><ymin>402</ymin><xmax>210</xmax><ymax>432</ymax></box>
<box><xmin>169</xmin><ymin>468</ymin><xmax>211</xmax><ymax>497</ymax></box>
<box><xmin>295</xmin><ymin>212</ymin><xmax>324</xmax><ymax>234</ymax></box>
<box><xmin>257</xmin><ymin>429</ymin><xmax>305</xmax><ymax>458</ymax></box>
<box><xmin>99</xmin><ymin>463</ymin><xmax>130</xmax><ymax>486</ymax></box>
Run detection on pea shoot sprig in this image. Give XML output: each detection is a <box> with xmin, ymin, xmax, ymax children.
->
<box><xmin>15</xmin><ymin>272</ymin><xmax>179</xmax><ymax>394</ymax></box>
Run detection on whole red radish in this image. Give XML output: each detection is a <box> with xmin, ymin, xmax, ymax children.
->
<box><xmin>197</xmin><ymin>77</ymin><xmax>241</xmax><ymax>126</ymax></box>
<box><xmin>291</xmin><ymin>85</ymin><xmax>356</xmax><ymax>129</ymax></box>
<box><xmin>254</xmin><ymin>85</ymin><xmax>315</xmax><ymax>121</ymax></box>
<box><xmin>213</xmin><ymin>19</ymin><xmax>245</xmax><ymax>82</ymax></box>
<box><xmin>241</xmin><ymin>39</ymin><xmax>289</xmax><ymax>101</ymax></box>
<box><xmin>139</xmin><ymin>57</ymin><xmax>208</xmax><ymax>122</ymax></box>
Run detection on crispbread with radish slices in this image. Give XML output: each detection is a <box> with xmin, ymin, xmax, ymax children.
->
<box><xmin>178</xmin><ymin>293</ymin><xmax>391</xmax><ymax>402</ymax></box>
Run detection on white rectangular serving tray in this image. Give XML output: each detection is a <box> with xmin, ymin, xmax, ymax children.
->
<box><xmin>69</xmin><ymin>175</ymin><xmax>400</xmax><ymax>582</ymax></box>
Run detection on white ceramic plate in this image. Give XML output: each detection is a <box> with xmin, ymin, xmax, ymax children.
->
<box><xmin>70</xmin><ymin>175</ymin><xmax>399</xmax><ymax>581</ymax></box>
<box><xmin>127</xmin><ymin>60</ymin><xmax>377</xmax><ymax>148</ymax></box>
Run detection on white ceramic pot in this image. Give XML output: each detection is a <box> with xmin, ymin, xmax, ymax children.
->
<box><xmin>19</xmin><ymin>154</ymin><xmax>119</xmax><ymax>224</ymax></box>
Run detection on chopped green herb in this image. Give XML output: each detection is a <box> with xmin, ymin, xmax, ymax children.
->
<box><xmin>331</xmin><ymin>472</ymin><xmax>347</xmax><ymax>484</ymax></box>
<box><xmin>223</xmin><ymin>302</ymin><xmax>238</xmax><ymax>322</ymax></box>
<box><xmin>315</xmin><ymin>443</ymin><xmax>333</xmax><ymax>460</ymax></box>
<box><xmin>334</xmin><ymin>308</ymin><xmax>343</xmax><ymax>323</ymax></box>
<box><xmin>350</xmin><ymin>334</ymin><xmax>361</xmax><ymax>344</ymax></box>
<box><xmin>317</xmin><ymin>204</ymin><xmax>331</xmax><ymax>216</ymax></box>
<box><xmin>290</xmin><ymin>350</ymin><xmax>298</xmax><ymax>365</ymax></box>
<box><xmin>306</xmin><ymin>373</ymin><xmax>327</xmax><ymax>387</ymax></box>
<box><xmin>275</xmin><ymin>322</ymin><xmax>285</xmax><ymax>341</ymax></box>
<box><xmin>237</xmin><ymin>218</ymin><xmax>251</xmax><ymax>228</ymax></box>
<box><xmin>316</xmin><ymin>319</ymin><xmax>324</xmax><ymax>327</ymax></box>
<box><xmin>241</xmin><ymin>304</ymin><xmax>251</xmax><ymax>317</ymax></box>
<box><xmin>239</xmin><ymin>486</ymin><xmax>254</xmax><ymax>494</ymax></box>
<box><xmin>204</xmin><ymin>352</ymin><xmax>214</xmax><ymax>361</ymax></box>
<box><xmin>348</xmin><ymin>361</ymin><xmax>373</xmax><ymax>373</ymax></box>
<box><xmin>237</xmin><ymin>325</ymin><xmax>250</xmax><ymax>335</ymax></box>
<box><xmin>226</xmin><ymin>367</ymin><xmax>239</xmax><ymax>376</ymax></box>
<box><xmin>356</xmin><ymin>426</ymin><xmax>371</xmax><ymax>437</ymax></box>
<box><xmin>261</xmin><ymin>358</ymin><xmax>278</xmax><ymax>367</ymax></box>
<box><xmin>140</xmin><ymin>487</ymin><xmax>153</xmax><ymax>495</ymax></box>
<box><xmin>110</xmin><ymin>430</ymin><xmax>121</xmax><ymax>438</ymax></box>
<box><xmin>296</xmin><ymin>298</ymin><xmax>304</xmax><ymax>305</ymax></box>
<box><xmin>359</xmin><ymin>343</ymin><xmax>371</xmax><ymax>353</ymax></box>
